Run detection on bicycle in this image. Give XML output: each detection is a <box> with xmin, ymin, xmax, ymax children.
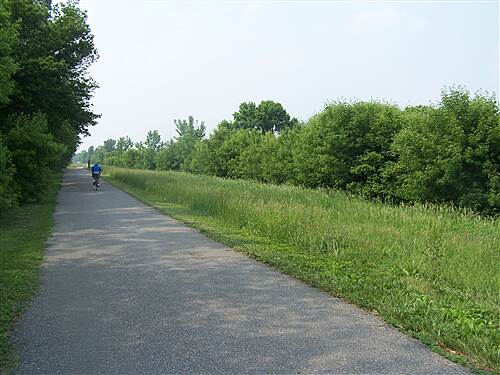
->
<box><xmin>92</xmin><ymin>173</ymin><xmax>101</xmax><ymax>191</ymax></box>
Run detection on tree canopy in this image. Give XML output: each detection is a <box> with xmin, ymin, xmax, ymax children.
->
<box><xmin>233</xmin><ymin>100</ymin><xmax>298</xmax><ymax>133</ymax></box>
<box><xmin>0</xmin><ymin>0</ymin><xmax>98</xmax><ymax>208</ymax></box>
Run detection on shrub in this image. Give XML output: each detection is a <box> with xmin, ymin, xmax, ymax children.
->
<box><xmin>0</xmin><ymin>134</ymin><xmax>17</xmax><ymax>209</ymax></box>
<box><xmin>296</xmin><ymin>101</ymin><xmax>403</xmax><ymax>196</ymax></box>
<box><xmin>389</xmin><ymin>88</ymin><xmax>500</xmax><ymax>213</ymax></box>
<box><xmin>5</xmin><ymin>114</ymin><xmax>64</xmax><ymax>203</ymax></box>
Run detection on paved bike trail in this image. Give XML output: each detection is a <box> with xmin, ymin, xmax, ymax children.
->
<box><xmin>12</xmin><ymin>168</ymin><xmax>468</xmax><ymax>374</ymax></box>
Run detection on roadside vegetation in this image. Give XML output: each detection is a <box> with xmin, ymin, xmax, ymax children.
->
<box><xmin>0</xmin><ymin>177</ymin><xmax>60</xmax><ymax>372</ymax></box>
<box><xmin>76</xmin><ymin>89</ymin><xmax>499</xmax><ymax>216</ymax></box>
<box><xmin>0</xmin><ymin>1</ymin><xmax>98</xmax><ymax>371</ymax></box>
<box><xmin>0</xmin><ymin>0</ymin><xmax>98</xmax><ymax>210</ymax></box>
<box><xmin>106</xmin><ymin>167</ymin><xmax>499</xmax><ymax>373</ymax></box>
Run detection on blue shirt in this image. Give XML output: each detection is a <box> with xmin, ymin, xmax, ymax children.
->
<box><xmin>91</xmin><ymin>165</ymin><xmax>102</xmax><ymax>173</ymax></box>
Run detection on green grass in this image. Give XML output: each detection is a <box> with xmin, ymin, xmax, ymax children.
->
<box><xmin>0</xmin><ymin>178</ymin><xmax>60</xmax><ymax>373</ymax></box>
<box><xmin>105</xmin><ymin>167</ymin><xmax>499</xmax><ymax>373</ymax></box>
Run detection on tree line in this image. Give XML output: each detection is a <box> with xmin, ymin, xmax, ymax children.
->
<box><xmin>0</xmin><ymin>0</ymin><xmax>98</xmax><ymax>209</ymax></box>
<box><xmin>75</xmin><ymin>90</ymin><xmax>499</xmax><ymax>215</ymax></box>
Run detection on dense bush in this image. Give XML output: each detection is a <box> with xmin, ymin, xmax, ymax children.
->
<box><xmin>389</xmin><ymin>90</ymin><xmax>499</xmax><ymax>212</ymax></box>
<box><xmin>0</xmin><ymin>135</ymin><xmax>16</xmax><ymax>209</ymax></box>
<box><xmin>156</xmin><ymin>117</ymin><xmax>205</xmax><ymax>171</ymax></box>
<box><xmin>76</xmin><ymin>88</ymin><xmax>499</xmax><ymax>215</ymax></box>
<box><xmin>0</xmin><ymin>0</ymin><xmax>98</xmax><ymax>206</ymax></box>
<box><xmin>5</xmin><ymin>114</ymin><xmax>64</xmax><ymax>202</ymax></box>
<box><xmin>296</xmin><ymin>101</ymin><xmax>403</xmax><ymax>196</ymax></box>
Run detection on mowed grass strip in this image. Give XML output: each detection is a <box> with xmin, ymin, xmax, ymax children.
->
<box><xmin>106</xmin><ymin>167</ymin><xmax>499</xmax><ymax>373</ymax></box>
<box><xmin>0</xmin><ymin>178</ymin><xmax>59</xmax><ymax>373</ymax></box>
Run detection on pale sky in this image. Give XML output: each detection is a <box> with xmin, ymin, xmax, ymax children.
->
<box><xmin>76</xmin><ymin>0</ymin><xmax>499</xmax><ymax>151</ymax></box>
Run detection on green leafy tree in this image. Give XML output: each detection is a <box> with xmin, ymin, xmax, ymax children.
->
<box><xmin>0</xmin><ymin>0</ymin><xmax>98</xmax><ymax>204</ymax></box>
<box><xmin>5</xmin><ymin>113</ymin><xmax>64</xmax><ymax>202</ymax></box>
<box><xmin>92</xmin><ymin>145</ymin><xmax>105</xmax><ymax>164</ymax></box>
<box><xmin>1</xmin><ymin>0</ymin><xmax>99</xmax><ymax>141</ymax></box>
<box><xmin>261</xmin><ymin>125</ymin><xmax>303</xmax><ymax>184</ymax></box>
<box><xmin>223</xmin><ymin>129</ymin><xmax>265</xmax><ymax>180</ymax></box>
<box><xmin>145</xmin><ymin>130</ymin><xmax>161</xmax><ymax>152</ymax></box>
<box><xmin>103</xmin><ymin>138</ymin><xmax>116</xmax><ymax>153</ymax></box>
<box><xmin>0</xmin><ymin>2</ymin><xmax>18</xmax><ymax>105</ymax></box>
<box><xmin>124</xmin><ymin>148</ymin><xmax>140</xmax><ymax>168</ymax></box>
<box><xmin>188</xmin><ymin>140</ymin><xmax>211</xmax><ymax>174</ymax></box>
<box><xmin>156</xmin><ymin>117</ymin><xmax>205</xmax><ymax>171</ymax></box>
<box><xmin>116</xmin><ymin>136</ymin><xmax>133</xmax><ymax>153</ymax></box>
<box><xmin>72</xmin><ymin>149</ymin><xmax>88</xmax><ymax>163</ymax></box>
<box><xmin>297</xmin><ymin>101</ymin><xmax>403</xmax><ymax>195</ymax></box>
<box><xmin>109</xmin><ymin>136</ymin><xmax>133</xmax><ymax>166</ymax></box>
<box><xmin>0</xmin><ymin>134</ymin><xmax>17</xmax><ymax>209</ymax></box>
<box><xmin>87</xmin><ymin>146</ymin><xmax>95</xmax><ymax>162</ymax></box>
<box><xmin>389</xmin><ymin>88</ymin><xmax>500</xmax><ymax>212</ymax></box>
<box><xmin>233</xmin><ymin>102</ymin><xmax>258</xmax><ymax>131</ymax></box>
<box><xmin>233</xmin><ymin>100</ymin><xmax>297</xmax><ymax>133</ymax></box>
<box><xmin>199</xmin><ymin>120</ymin><xmax>237</xmax><ymax>177</ymax></box>
<box><xmin>156</xmin><ymin>140</ymin><xmax>178</xmax><ymax>171</ymax></box>
<box><xmin>256</xmin><ymin>100</ymin><xmax>298</xmax><ymax>133</ymax></box>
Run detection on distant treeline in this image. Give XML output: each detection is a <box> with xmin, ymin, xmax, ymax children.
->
<box><xmin>0</xmin><ymin>0</ymin><xmax>98</xmax><ymax>209</ymax></box>
<box><xmin>75</xmin><ymin>89</ymin><xmax>499</xmax><ymax>214</ymax></box>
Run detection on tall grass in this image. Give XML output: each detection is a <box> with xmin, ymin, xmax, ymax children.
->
<box><xmin>107</xmin><ymin>167</ymin><xmax>499</xmax><ymax>372</ymax></box>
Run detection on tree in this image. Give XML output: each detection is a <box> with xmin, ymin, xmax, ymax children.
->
<box><xmin>123</xmin><ymin>148</ymin><xmax>140</xmax><ymax>168</ymax></box>
<box><xmin>0</xmin><ymin>134</ymin><xmax>17</xmax><ymax>209</ymax></box>
<box><xmin>5</xmin><ymin>113</ymin><xmax>64</xmax><ymax>202</ymax></box>
<box><xmin>296</xmin><ymin>101</ymin><xmax>403</xmax><ymax>195</ymax></box>
<box><xmin>145</xmin><ymin>130</ymin><xmax>161</xmax><ymax>152</ymax></box>
<box><xmin>389</xmin><ymin>88</ymin><xmax>500</xmax><ymax>212</ymax></box>
<box><xmin>199</xmin><ymin>120</ymin><xmax>235</xmax><ymax>177</ymax></box>
<box><xmin>1</xmin><ymin>0</ymin><xmax>99</xmax><ymax>151</ymax></box>
<box><xmin>156</xmin><ymin>141</ymin><xmax>177</xmax><ymax>171</ymax></box>
<box><xmin>72</xmin><ymin>149</ymin><xmax>88</xmax><ymax>164</ymax></box>
<box><xmin>233</xmin><ymin>102</ymin><xmax>258</xmax><ymax>131</ymax></box>
<box><xmin>87</xmin><ymin>146</ymin><xmax>95</xmax><ymax>162</ymax></box>
<box><xmin>187</xmin><ymin>140</ymin><xmax>211</xmax><ymax>174</ymax></box>
<box><xmin>156</xmin><ymin>117</ymin><xmax>206</xmax><ymax>171</ymax></box>
<box><xmin>0</xmin><ymin>2</ymin><xmax>18</xmax><ymax>105</ymax></box>
<box><xmin>116</xmin><ymin>136</ymin><xmax>133</xmax><ymax>152</ymax></box>
<box><xmin>0</xmin><ymin>0</ymin><xmax>99</xmax><ymax>205</ymax></box>
<box><xmin>261</xmin><ymin>126</ymin><xmax>303</xmax><ymax>184</ymax></box>
<box><xmin>233</xmin><ymin>100</ymin><xmax>297</xmax><ymax>133</ymax></box>
<box><xmin>103</xmin><ymin>138</ymin><xmax>116</xmax><ymax>153</ymax></box>
<box><xmin>256</xmin><ymin>100</ymin><xmax>298</xmax><ymax>133</ymax></box>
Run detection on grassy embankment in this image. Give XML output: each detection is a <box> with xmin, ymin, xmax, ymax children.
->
<box><xmin>106</xmin><ymin>167</ymin><xmax>499</xmax><ymax>373</ymax></box>
<box><xmin>0</xmin><ymin>178</ymin><xmax>60</xmax><ymax>372</ymax></box>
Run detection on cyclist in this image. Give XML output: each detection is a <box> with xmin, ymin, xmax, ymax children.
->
<box><xmin>91</xmin><ymin>163</ymin><xmax>102</xmax><ymax>188</ymax></box>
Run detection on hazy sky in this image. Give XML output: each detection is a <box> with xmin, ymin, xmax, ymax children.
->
<box><xmin>76</xmin><ymin>0</ymin><xmax>499</xmax><ymax>151</ymax></box>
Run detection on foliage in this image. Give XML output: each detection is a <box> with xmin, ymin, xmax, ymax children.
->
<box><xmin>192</xmin><ymin>120</ymin><xmax>236</xmax><ymax>177</ymax></box>
<box><xmin>0</xmin><ymin>0</ymin><xmax>98</xmax><ymax>206</ymax></box>
<box><xmin>389</xmin><ymin>89</ymin><xmax>500</xmax><ymax>213</ymax></box>
<box><xmin>0</xmin><ymin>134</ymin><xmax>17</xmax><ymax>209</ymax></box>
<box><xmin>82</xmin><ymin>89</ymin><xmax>498</xmax><ymax>214</ymax></box>
<box><xmin>296</xmin><ymin>101</ymin><xmax>403</xmax><ymax>196</ymax></box>
<box><xmin>154</xmin><ymin>117</ymin><xmax>205</xmax><ymax>171</ymax></box>
<box><xmin>233</xmin><ymin>100</ymin><xmax>298</xmax><ymax>133</ymax></box>
<box><xmin>0</xmin><ymin>2</ymin><xmax>18</xmax><ymax>105</ymax></box>
<box><xmin>5</xmin><ymin>113</ymin><xmax>64</xmax><ymax>202</ymax></box>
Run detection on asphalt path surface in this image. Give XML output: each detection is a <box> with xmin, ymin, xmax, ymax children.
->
<box><xmin>13</xmin><ymin>168</ymin><xmax>469</xmax><ymax>374</ymax></box>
